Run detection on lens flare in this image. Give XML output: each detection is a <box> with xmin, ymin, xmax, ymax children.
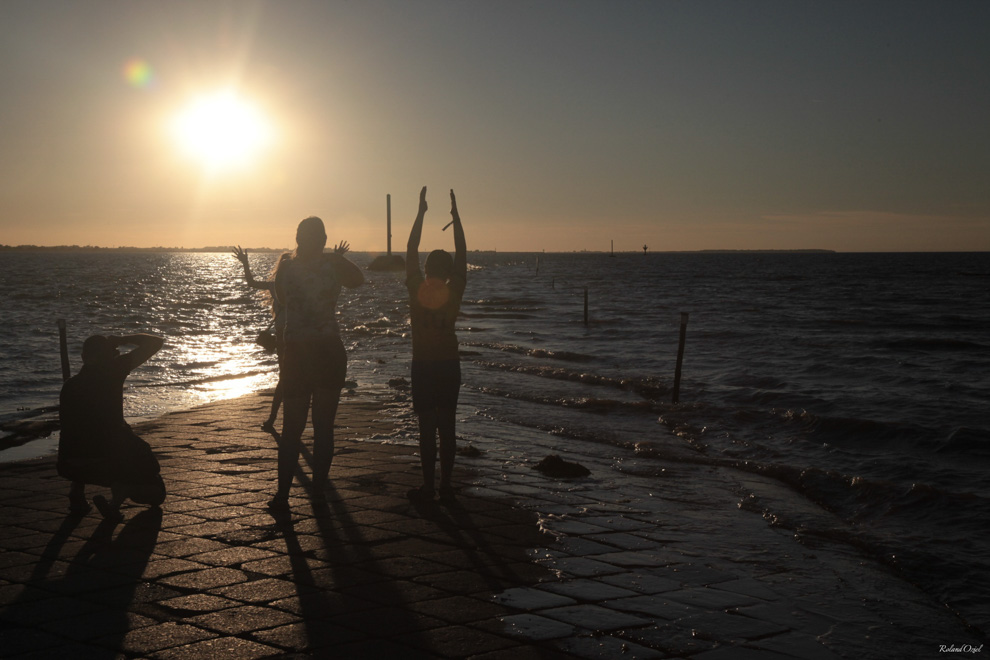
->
<box><xmin>123</xmin><ymin>58</ymin><xmax>154</xmax><ymax>88</ymax></box>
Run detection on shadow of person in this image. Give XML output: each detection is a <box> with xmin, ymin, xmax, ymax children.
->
<box><xmin>0</xmin><ymin>507</ymin><xmax>163</xmax><ymax>655</ymax></box>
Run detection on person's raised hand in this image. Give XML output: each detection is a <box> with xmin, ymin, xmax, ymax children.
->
<box><xmin>450</xmin><ymin>189</ymin><xmax>458</xmax><ymax>217</ymax></box>
<box><xmin>333</xmin><ymin>241</ymin><xmax>350</xmax><ymax>256</ymax></box>
<box><xmin>233</xmin><ymin>245</ymin><xmax>249</xmax><ymax>265</ymax></box>
<box><xmin>419</xmin><ymin>186</ymin><xmax>428</xmax><ymax>216</ymax></box>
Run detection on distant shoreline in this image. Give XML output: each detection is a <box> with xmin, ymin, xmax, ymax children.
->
<box><xmin>0</xmin><ymin>245</ymin><xmax>290</xmax><ymax>253</ymax></box>
<box><xmin>4</xmin><ymin>245</ymin><xmax>844</xmax><ymax>254</ymax></box>
<box><xmin>4</xmin><ymin>245</ymin><xmax>987</xmax><ymax>254</ymax></box>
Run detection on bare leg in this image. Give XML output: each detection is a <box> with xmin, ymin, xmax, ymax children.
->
<box><xmin>69</xmin><ymin>481</ymin><xmax>89</xmax><ymax>513</ymax></box>
<box><xmin>110</xmin><ymin>483</ymin><xmax>128</xmax><ymax>509</ymax></box>
<box><xmin>417</xmin><ymin>408</ymin><xmax>439</xmax><ymax>494</ymax></box>
<box><xmin>277</xmin><ymin>393</ymin><xmax>311</xmax><ymax>500</ymax></box>
<box><xmin>311</xmin><ymin>387</ymin><xmax>341</xmax><ymax>485</ymax></box>
<box><xmin>436</xmin><ymin>406</ymin><xmax>457</xmax><ymax>492</ymax></box>
<box><xmin>264</xmin><ymin>379</ymin><xmax>284</xmax><ymax>430</ymax></box>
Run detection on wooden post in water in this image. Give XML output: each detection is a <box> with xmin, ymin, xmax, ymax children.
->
<box><xmin>57</xmin><ymin>319</ymin><xmax>70</xmax><ymax>381</ymax></box>
<box><xmin>386</xmin><ymin>194</ymin><xmax>392</xmax><ymax>257</ymax></box>
<box><xmin>672</xmin><ymin>312</ymin><xmax>689</xmax><ymax>403</ymax></box>
<box><xmin>583</xmin><ymin>287</ymin><xmax>589</xmax><ymax>325</ymax></box>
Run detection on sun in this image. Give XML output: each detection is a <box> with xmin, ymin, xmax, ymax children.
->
<box><xmin>171</xmin><ymin>91</ymin><xmax>273</xmax><ymax>170</ymax></box>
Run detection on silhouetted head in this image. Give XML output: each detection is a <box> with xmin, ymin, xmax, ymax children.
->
<box><xmin>425</xmin><ymin>249</ymin><xmax>453</xmax><ymax>280</ymax></box>
<box><xmin>295</xmin><ymin>216</ymin><xmax>327</xmax><ymax>256</ymax></box>
<box><xmin>81</xmin><ymin>335</ymin><xmax>116</xmax><ymax>366</ymax></box>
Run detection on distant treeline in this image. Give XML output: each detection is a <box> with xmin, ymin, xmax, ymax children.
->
<box><xmin>0</xmin><ymin>245</ymin><xmax>288</xmax><ymax>253</ymax></box>
<box><xmin>1</xmin><ymin>245</ymin><xmax>837</xmax><ymax>254</ymax></box>
<box><xmin>696</xmin><ymin>249</ymin><xmax>835</xmax><ymax>253</ymax></box>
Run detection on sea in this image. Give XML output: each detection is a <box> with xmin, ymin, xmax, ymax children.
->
<box><xmin>1</xmin><ymin>250</ymin><xmax>988</xmax><ymax>633</ymax></box>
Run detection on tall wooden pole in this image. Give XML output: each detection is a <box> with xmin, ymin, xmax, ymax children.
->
<box><xmin>386</xmin><ymin>194</ymin><xmax>392</xmax><ymax>256</ymax></box>
<box><xmin>672</xmin><ymin>312</ymin><xmax>689</xmax><ymax>403</ymax></box>
<box><xmin>57</xmin><ymin>319</ymin><xmax>70</xmax><ymax>381</ymax></box>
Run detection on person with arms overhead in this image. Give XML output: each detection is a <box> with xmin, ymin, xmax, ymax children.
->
<box><xmin>233</xmin><ymin>246</ymin><xmax>291</xmax><ymax>433</ymax></box>
<box><xmin>270</xmin><ymin>217</ymin><xmax>364</xmax><ymax>510</ymax></box>
<box><xmin>58</xmin><ymin>333</ymin><xmax>167</xmax><ymax>521</ymax></box>
<box><xmin>406</xmin><ymin>187</ymin><xmax>467</xmax><ymax>503</ymax></box>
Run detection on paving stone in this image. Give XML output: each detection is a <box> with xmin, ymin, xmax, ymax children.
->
<box><xmin>395</xmin><ymin>623</ymin><xmax>519</xmax><ymax>657</ymax></box>
<box><xmin>711</xmin><ymin>577</ymin><xmax>780</xmax><ymax>601</ymax></box>
<box><xmin>0</xmin><ymin>624</ymin><xmax>67</xmax><ymax>655</ymax></box>
<box><xmin>158</xmin><ymin>566</ymin><xmax>248</xmax><ymax>590</ymax></box>
<box><xmin>405</xmin><ymin>595</ymin><xmax>506</xmax><ymax>624</ymax></box>
<box><xmin>621</xmin><ymin>623</ymin><xmax>721</xmax><ymax>657</ymax></box>
<box><xmin>158</xmin><ymin>593</ymin><xmax>240</xmax><ymax>614</ymax></box>
<box><xmin>320</xmin><ymin>637</ymin><xmax>430</xmax><ymax>659</ymax></box>
<box><xmin>692</xmin><ymin>645</ymin><xmax>795</xmax><ymax>660</ymax></box>
<box><xmin>37</xmin><ymin>609</ymin><xmax>157</xmax><ymax>640</ymax></box>
<box><xmin>600</xmin><ymin>573</ymin><xmax>682</xmax><ymax>595</ymax></box>
<box><xmin>605</xmin><ymin>594</ymin><xmax>704</xmax><ymax>620</ymax></box>
<box><xmin>590</xmin><ymin>551</ymin><xmax>665</xmax><ymax>568</ymax></box>
<box><xmin>183</xmin><ymin>546</ymin><xmax>278</xmax><ymax>567</ymax></box>
<box><xmin>539</xmin><ymin>604</ymin><xmax>652</xmax><ymax>631</ymax></box>
<box><xmin>153</xmin><ymin>636</ymin><xmax>281</xmax><ymax>660</ymax></box>
<box><xmin>187</xmin><ymin>604</ymin><xmax>300</xmax><ymax>634</ymax></box>
<box><xmin>538</xmin><ymin>579</ymin><xmax>640</xmax><ymax>603</ymax></box>
<box><xmin>492</xmin><ymin>586</ymin><xmax>577</xmax><ymax>610</ymax></box>
<box><xmin>748</xmin><ymin>631</ymin><xmax>846</xmax><ymax>660</ymax></box>
<box><xmin>555</xmin><ymin>633</ymin><xmax>665</xmax><ymax>659</ymax></box>
<box><xmin>544</xmin><ymin>556</ymin><xmax>624</xmax><ymax>578</ymax></box>
<box><xmin>211</xmin><ymin>576</ymin><xmax>311</xmax><ymax>603</ymax></box>
<box><xmin>101</xmin><ymin>621</ymin><xmax>215</xmax><ymax>655</ymax></box>
<box><xmin>249</xmin><ymin>620</ymin><xmax>365</xmax><ymax>651</ymax></box>
<box><xmin>501</xmin><ymin>613</ymin><xmax>577</xmax><ymax>641</ymax></box>
<box><xmin>677</xmin><ymin>610</ymin><xmax>791</xmax><ymax>643</ymax></box>
<box><xmin>554</xmin><ymin>537</ymin><xmax>621</xmax><ymax>556</ymax></box>
<box><xmin>663</xmin><ymin>586</ymin><xmax>762</xmax><ymax>611</ymax></box>
<box><xmin>585</xmin><ymin>532</ymin><xmax>657</xmax><ymax>551</ymax></box>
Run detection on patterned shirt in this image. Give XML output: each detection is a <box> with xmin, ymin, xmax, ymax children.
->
<box><xmin>277</xmin><ymin>254</ymin><xmax>342</xmax><ymax>342</ymax></box>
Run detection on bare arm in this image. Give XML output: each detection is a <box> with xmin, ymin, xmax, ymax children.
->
<box><xmin>406</xmin><ymin>186</ymin><xmax>427</xmax><ymax>281</ymax></box>
<box><xmin>330</xmin><ymin>242</ymin><xmax>365</xmax><ymax>288</ymax></box>
<box><xmin>112</xmin><ymin>333</ymin><xmax>164</xmax><ymax>371</ymax></box>
<box><xmin>450</xmin><ymin>189</ymin><xmax>467</xmax><ymax>281</ymax></box>
<box><xmin>233</xmin><ymin>246</ymin><xmax>273</xmax><ymax>291</ymax></box>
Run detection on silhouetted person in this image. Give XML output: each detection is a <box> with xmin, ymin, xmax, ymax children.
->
<box><xmin>271</xmin><ymin>217</ymin><xmax>364</xmax><ymax>510</ymax></box>
<box><xmin>233</xmin><ymin>246</ymin><xmax>291</xmax><ymax>433</ymax></box>
<box><xmin>58</xmin><ymin>333</ymin><xmax>166</xmax><ymax>521</ymax></box>
<box><xmin>406</xmin><ymin>187</ymin><xmax>466</xmax><ymax>503</ymax></box>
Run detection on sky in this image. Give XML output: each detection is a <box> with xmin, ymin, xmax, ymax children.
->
<box><xmin>0</xmin><ymin>1</ymin><xmax>988</xmax><ymax>252</ymax></box>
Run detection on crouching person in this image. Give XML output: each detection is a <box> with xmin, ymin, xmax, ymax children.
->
<box><xmin>58</xmin><ymin>333</ymin><xmax>166</xmax><ymax>521</ymax></box>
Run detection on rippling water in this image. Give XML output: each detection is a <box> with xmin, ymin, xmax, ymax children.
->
<box><xmin>1</xmin><ymin>249</ymin><xmax>988</xmax><ymax>631</ymax></box>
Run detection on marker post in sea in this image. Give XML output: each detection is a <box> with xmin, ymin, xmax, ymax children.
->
<box><xmin>672</xmin><ymin>312</ymin><xmax>689</xmax><ymax>403</ymax></box>
<box><xmin>57</xmin><ymin>319</ymin><xmax>70</xmax><ymax>382</ymax></box>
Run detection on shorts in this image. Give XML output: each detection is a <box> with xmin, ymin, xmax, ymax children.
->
<box><xmin>57</xmin><ymin>426</ymin><xmax>162</xmax><ymax>490</ymax></box>
<box><xmin>411</xmin><ymin>359</ymin><xmax>461</xmax><ymax>414</ymax></box>
<box><xmin>283</xmin><ymin>336</ymin><xmax>347</xmax><ymax>396</ymax></box>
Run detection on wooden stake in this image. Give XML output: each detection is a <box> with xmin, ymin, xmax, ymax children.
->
<box><xmin>672</xmin><ymin>312</ymin><xmax>688</xmax><ymax>403</ymax></box>
<box><xmin>57</xmin><ymin>319</ymin><xmax>70</xmax><ymax>381</ymax></box>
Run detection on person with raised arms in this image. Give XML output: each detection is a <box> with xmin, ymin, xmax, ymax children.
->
<box><xmin>405</xmin><ymin>187</ymin><xmax>467</xmax><ymax>503</ymax></box>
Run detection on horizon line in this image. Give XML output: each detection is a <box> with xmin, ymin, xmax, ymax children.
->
<box><xmin>4</xmin><ymin>245</ymin><xmax>990</xmax><ymax>255</ymax></box>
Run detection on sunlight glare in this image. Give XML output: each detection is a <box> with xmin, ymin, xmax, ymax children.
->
<box><xmin>172</xmin><ymin>91</ymin><xmax>273</xmax><ymax>170</ymax></box>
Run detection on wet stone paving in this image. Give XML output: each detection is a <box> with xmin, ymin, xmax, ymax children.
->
<box><xmin>0</xmin><ymin>392</ymin><xmax>982</xmax><ymax>659</ymax></box>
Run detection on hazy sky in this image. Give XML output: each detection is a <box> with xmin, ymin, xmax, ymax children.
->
<box><xmin>1</xmin><ymin>1</ymin><xmax>987</xmax><ymax>252</ymax></box>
